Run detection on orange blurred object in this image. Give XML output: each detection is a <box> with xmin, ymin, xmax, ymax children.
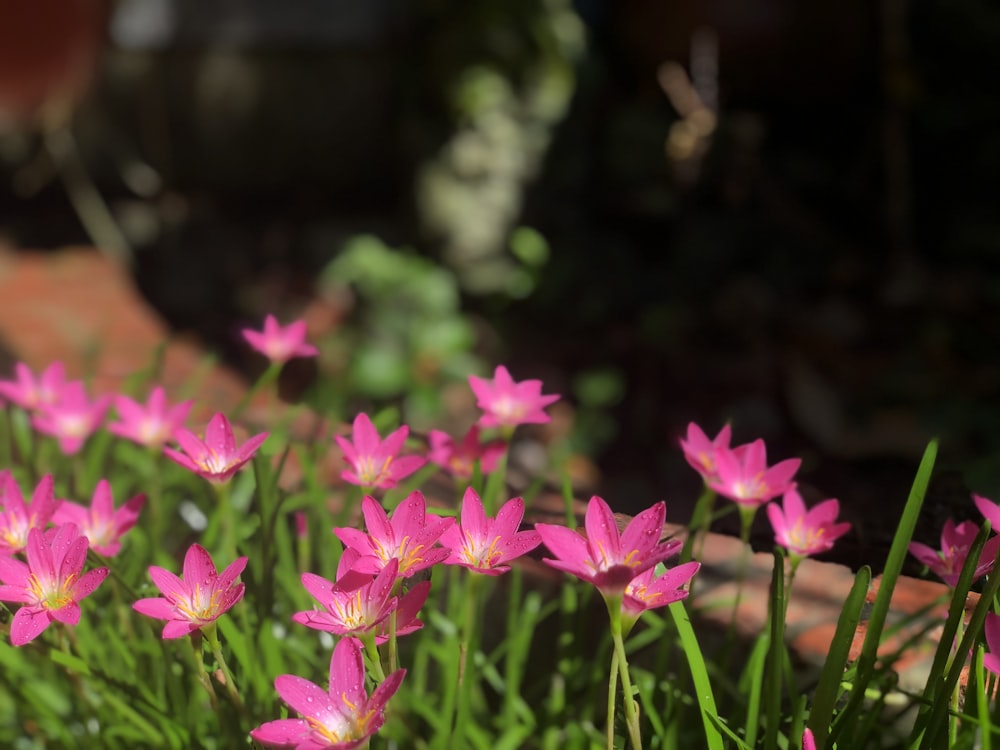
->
<box><xmin>0</xmin><ymin>0</ymin><xmax>108</xmax><ymax>127</ymax></box>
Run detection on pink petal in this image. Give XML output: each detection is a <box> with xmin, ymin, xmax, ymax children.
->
<box><xmin>334</xmin><ymin>527</ymin><xmax>376</xmax><ymax>557</ymax></box>
<box><xmin>50</xmin><ymin>601</ymin><xmax>81</xmax><ymax>625</ymax></box>
<box><xmin>368</xmin><ymin>667</ymin><xmax>406</xmax><ymax>715</ymax></box>
<box><xmin>162</xmin><ymin>447</ymin><xmax>201</xmax><ymax>474</ymax></box>
<box><xmin>619</xmin><ymin>501</ymin><xmax>667</xmax><ymax>558</ymax></box>
<box><xmin>182</xmin><ymin>544</ymin><xmax>218</xmax><ymax>585</ymax></box>
<box><xmin>583</xmin><ymin>496</ymin><xmax>622</xmax><ymax>561</ymax></box>
<box><xmin>10</xmin><ymin>606</ymin><xmax>51</xmax><ymax>645</ymax></box>
<box><xmin>148</xmin><ymin>566</ymin><xmax>189</xmax><ymax>600</ymax></box>
<box><xmin>25</xmin><ymin>527</ymin><xmax>56</xmax><ymax>582</ymax></box>
<box><xmin>0</xmin><ymin>584</ymin><xmax>33</xmax><ymax>603</ymax></box>
<box><xmin>132</xmin><ymin>597</ymin><xmax>177</xmax><ymax>621</ymax></box>
<box><xmin>162</xmin><ymin>620</ymin><xmax>199</xmax><ymax>639</ymax></box>
<box><xmin>328</xmin><ymin>637</ymin><xmax>366</xmax><ymax>710</ymax></box>
<box><xmin>171</xmin><ymin>429</ymin><xmax>209</xmax><ymax>461</ymax></box>
<box><xmin>232</xmin><ymin>432</ymin><xmax>269</xmax><ymax>463</ymax></box>
<box><xmin>58</xmin><ymin>535</ymin><xmax>90</xmax><ymax>581</ymax></box>
<box><xmin>389</xmin><ymin>455</ymin><xmax>425</xmax><ymax>481</ymax></box>
<box><xmin>975</xmin><ymin>495</ymin><xmax>1000</xmax><ymax>531</ymax></box>
<box><xmin>216</xmin><ymin>556</ymin><xmax>248</xmax><ymax>590</ymax></box>
<box><xmin>351</xmin><ymin>413</ymin><xmax>380</xmax><ymax>459</ymax></box>
<box><xmin>460</xmin><ymin>488</ymin><xmax>489</xmax><ymax>541</ymax></box>
<box><xmin>204</xmin><ymin>413</ymin><xmax>236</xmax><ymax>456</ymax></box>
<box><xmin>361</xmin><ymin>496</ymin><xmax>394</xmax><ymax>542</ymax></box>
<box><xmin>70</xmin><ymin>567</ymin><xmax>109</xmax><ymax>600</ymax></box>
<box><xmin>0</xmin><ymin>556</ymin><xmax>30</xmax><ymax>587</ymax></box>
<box><xmin>275</xmin><ymin>675</ymin><xmax>336</xmax><ymax>720</ymax></box>
<box><xmin>250</xmin><ymin>719</ymin><xmax>311</xmax><ymax>746</ymax></box>
<box><xmin>380</xmin><ymin>425</ymin><xmax>409</xmax><ymax>461</ymax></box>
<box><xmin>536</xmin><ymin>523</ymin><xmax>590</xmax><ymax>566</ymax></box>
<box><xmin>500</xmin><ymin>530</ymin><xmax>542</xmax><ymax>561</ymax></box>
<box><xmin>301</xmin><ymin>572</ymin><xmax>336</xmax><ymax>604</ymax></box>
<box><xmin>766</xmin><ymin>502</ymin><xmax>788</xmax><ymax>538</ymax></box>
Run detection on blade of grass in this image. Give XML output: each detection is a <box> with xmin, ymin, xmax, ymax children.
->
<box><xmin>668</xmin><ymin>599</ymin><xmax>725</xmax><ymax>750</ymax></box>
<box><xmin>764</xmin><ymin>548</ymin><xmax>787</xmax><ymax>750</ymax></box>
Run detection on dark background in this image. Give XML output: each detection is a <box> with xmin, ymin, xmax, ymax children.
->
<box><xmin>1</xmin><ymin>0</ymin><xmax>999</xmax><ymax>571</ymax></box>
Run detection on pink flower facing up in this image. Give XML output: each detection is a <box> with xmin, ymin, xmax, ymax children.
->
<box><xmin>535</xmin><ymin>496</ymin><xmax>682</xmax><ymax>598</ymax></box>
<box><xmin>335</xmin><ymin>412</ymin><xmax>425</xmax><ymax>490</ymax></box>
<box><xmin>132</xmin><ymin>543</ymin><xmax>247</xmax><ymax>639</ymax></box>
<box><xmin>52</xmin><ymin>479</ymin><xmax>145</xmax><ymax>557</ymax></box>
<box><xmin>293</xmin><ymin>550</ymin><xmax>430</xmax><ymax>644</ymax></box>
<box><xmin>908</xmin><ymin>519</ymin><xmax>1000</xmax><ymax>588</ymax></box>
<box><xmin>108</xmin><ymin>386</ymin><xmax>193</xmax><ymax>448</ymax></box>
<box><xmin>0</xmin><ymin>523</ymin><xmax>108</xmax><ymax>646</ymax></box>
<box><xmin>32</xmin><ymin>381</ymin><xmax>111</xmax><ymax>455</ymax></box>
<box><xmin>679</xmin><ymin>422</ymin><xmax>732</xmax><ymax>485</ymax></box>
<box><xmin>0</xmin><ymin>473</ymin><xmax>61</xmax><ymax>556</ymax></box>
<box><xmin>766</xmin><ymin>487</ymin><xmax>851</xmax><ymax>559</ymax></box>
<box><xmin>241</xmin><ymin>314</ymin><xmax>319</xmax><ymax>364</ymax></box>
<box><xmin>708</xmin><ymin>439</ymin><xmax>801</xmax><ymax>508</ymax></box>
<box><xmin>250</xmin><ymin>636</ymin><xmax>405</xmax><ymax>750</ymax></box>
<box><xmin>0</xmin><ymin>361</ymin><xmax>67</xmax><ymax>411</ymax></box>
<box><xmin>164</xmin><ymin>412</ymin><xmax>269</xmax><ymax>483</ymax></box>
<box><xmin>983</xmin><ymin>612</ymin><xmax>1000</xmax><ymax>677</ymax></box>
<box><xmin>438</xmin><ymin>488</ymin><xmax>541</xmax><ymax>575</ymax></box>
<box><xmin>468</xmin><ymin>365</ymin><xmax>560</xmax><ymax>429</ymax></box>
<box><xmin>334</xmin><ymin>492</ymin><xmax>453</xmax><ymax>578</ymax></box>
<box><xmin>427</xmin><ymin>425</ymin><xmax>505</xmax><ymax>480</ymax></box>
<box><xmin>621</xmin><ymin>561</ymin><xmax>701</xmax><ymax>633</ymax></box>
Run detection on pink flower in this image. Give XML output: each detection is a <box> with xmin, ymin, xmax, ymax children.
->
<box><xmin>241</xmin><ymin>314</ymin><xmax>319</xmax><ymax>364</ymax></box>
<box><xmin>292</xmin><ymin>552</ymin><xmax>430</xmax><ymax>644</ymax></box>
<box><xmin>803</xmin><ymin>728</ymin><xmax>817</xmax><ymax>750</ymax></box>
<box><xmin>679</xmin><ymin>422</ymin><xmax>732</xmax><ymax>484</ymax></box>
<box><xmin>427</xmin><ymin>426</ymin><xmax>505</xmax><ymax>480</ymax></box>
<box><xmin>108</xmin><ymin>386</ymin><xmax>193</xmax><ymax>448</ymax></box>
<box><xmin>163</xmin><ymin>412</ymin><xmax>269</xmax><ymax>483</ymax></box>
<box><xmin>535</xmin><ymin>496</ymin><xmax>681</xmax><ymax>598</ymax></box>
<box><xmin>250</xmin><ymin>637</ymin><xmax>405</xmax><ymax>750</ymax></box>
<box><xmin>0</xmin><ymin>361</ymin><xmax>67</xmax><ymax>411</ymax></box>
<box><xmin>974</xmin><ymin>494</ymin><xmax>1000</xmax><ymax>531</ymax></box>
<box><xmin>52</xmin><ymin>479</ymin><xmax>144</xmax><ymax>557</ymax></box>
<box><xmin>908</xmin><ymin>519</ymin><xmax>1000</xmax><ymax>588</ymax></box>
<box><xmin>32</xmin><ymin>381</ymin><xmax>111</xmax><ymax>455</ymax></box>
<box><xmin>621</xmin><ymin>561</ymin><xmax>701</xmax><ymax>630</ymax></box>
<box><xmin>984</xmin><ymin>613</ymin><xmax>1000</xmax><ymax>677</ymax></box>
<box><xmin>0</xmin><ymin>473</ymin><xmax>61</xmax><ymax>556</ymax></box>
<box><xmin>334</xmin><ymin>492</ymin><xmax>453</xmax><ymax>578</ymax></box>
<box><xmin>0</xmin><ymin>523</ymin><xmax>108</xmax><ymax>646</ymax></box>
<box><xmin>438</xmin><ymin>489</ymin><xmax>541</xmax><ymax>575</ymax></box>
<box><xmin>335</xmin><ymin>413</ymin><xmax>425</xmax><ymax>490</ymax></box>
<box><xmin>708</xmin><ymin>439</ymin><xmax>801</xmax><ymax>507</ymax></box>
<box><xmin>766</xmin><ymin>487</ymin><xmax>851</xmax><ymax>559</ymax></box>
<box><xmin>132</xmin><ymin>543</ymin><xmax>247</xmax><ymax>639</ymax></box>
<box><xmin>468</xmin><ymin>365</ymin><xmax>560</xmax><ymax>429</ymax></box>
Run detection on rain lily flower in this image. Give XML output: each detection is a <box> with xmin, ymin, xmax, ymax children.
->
<box><xmin>709</xmin><ymin>439</ymin><xmax>801</xmax><ymax>507</ymax></box>
<box><xmin>439</xmin><ymin>489</ymin><xmax>541</xmax><ymax>575</ymax></box>
<box><xmin>983</xmin><ymin>613</ymin><xmax>1000</xmax><ymax>677</ymax></box>
<box><xmin>468</xmin><ymin>365</ymin><xmax>560</xmax><ymax>429</ymax></box>
<box><xmin>108</xmin><ymin>386</ymin><xmax>193</xmax><ymax>448</ymax></box>
<box><xmin>908</xmin><ymin>519</ymin><xmax>1000</xmax><ymax>588</ymax></box>
<box><xmin>335</xmin><ymin>412</ymin><xmax>425</xmax><ymax>490</ymax></box>
<box><xmin>0</xmin><ymin>523</ymin><xmax>108</xmax><ymax>646</ymax></box>
<box><xmin>32</xmin><ymin>381</ymin><xmax>111</xmax><ymax>455</ymax></box>
<box><xmin>679</xmin><ymin>422</ymin><xmax>732</xmax><ymax>484</ymax></box>
<box><xmin>334</xmin><ymin>492</ymin><xmax>453</xmax><ymax>578</ymax></box>
<box><xmin>803</xmin><ymin>728</ymin><xmax>817</xmax><ymax>750</ymax></box>
<box><xmin>52</xmin><ymin>479</ymin><xmax>144</xmax><ymax>557</ymax></box>
<box><xmin>766</xmin><ymin>487</ymin><xmax>851</xmax><ymax>559</ymax></box>
<box><xmin>974</xmin><ymin>494</ymin><xmax>1000</xmax><ymax>530</ymax></box>
<box><xmin>250</xmin><ymin>636</ymin><xmax>405</xmax><ymax>750</ymax></box>
<box><xmin>293</xmin><ymin>552</ymin><xmax>430</xmax><ymax>644</ymax></box>
<box><xmin>0</xmin><ymin>473</ymin><xmax>61</xmax><ymax>556</ymax></box>
<box><xmin>241</xmin><ymin>314</ymin><xmax>319</xmax><ymax>364</ymax></box>
<box><xmin>535</xmin><ymin>496</ymin><xmax>681</xmax><ymax>598</ymax></box>
<box><xmin>0</xmin><ymin>361</ymin><xmax>67</xmax><ymax>411</ymax></box>
<box><xmin>163</xmin><ymin>412</ymin><xmax>268</xmax><ymax>483</ymax></box>
<box><xmin>621</xmin><ymin>561</ymin><xmax>701</xmax><ymax>633</ymax></box>
<box><xmin>132</xmin><ymin>543</ymin><xmax>247</xmax><ymax>639</ymax></box>
<box><xmin>427</xmin><ymin>425</ymin><xmax>505</xmax><ymax>479</ymax></box>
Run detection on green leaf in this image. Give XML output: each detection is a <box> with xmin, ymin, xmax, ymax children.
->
<box><xmin>668</xmin><ymin>600</ymin><xmax>725</xmax><ymax>750</ymax></box>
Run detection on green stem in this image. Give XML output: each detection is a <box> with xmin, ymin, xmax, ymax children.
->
<box><xmin>362</xmin><ymin>634</ymin><xmax>386</xmax><ymax>683</ymax></box>
<box><xmin>607</xmin><ymin>648</ymin><xmax>619</xmax><ymax>750</ymax></box>
<box><xmin>606</xmin><ymin>595</ymin><xmax>642</xmax><ymax>749</ymax></box>
<box><xmin>452</xmin><ymin>573</ymin><xmax>483</xmax><ymax>744</ymax></box>
<box><xmin>232</xmin><ymin>361</ymin><xmax>283</xmax><ymax>421</ymax></box>
<box><xmin>204</xmin><ymin>623</ymin><xmax>244</xmax><ymax>713</ymax></box>
<box><xmin>214</xmin><ymin>481</ymin><xmax>236</xmax><ymax>558</ymax></box>
<box><xmin>186</xmin><ymin>632</ymin><xmax>219</xmax><ymax>710</ymax></box>
<box><xmin>481</xmin><ymin>440</ymin><xmax>510</xmax><ymax>515</ymax></box>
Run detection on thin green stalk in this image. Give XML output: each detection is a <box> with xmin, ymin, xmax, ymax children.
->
<box><xmin>764</xmin><ymin>548</ymin><xmax>787</xmax><ymax>750</ymax></box>
<box><xmin>607</xmin><ymin>649</ymin><xmax>619</xmax><ymax>750</ymax></box>
<box><xmin>452</xmin><ymin>573</ymin><xmax>483</xmax><ymax>745</ymax></box>
<box><xmin>976</xmin><ymin>646</ymin><xmax>992</xmax><ymax>750</ymax></box>
<box><xmin>203</xmin><ymin>623</ymin><xmax>245</xmax><ymax>715</ymax></box>
<box><xmin>232</xmin><ymin>361</ymin><xmax>283</xmax><ymax>421</ymax></box>
<box><xmin>481</xmin><ymin>441</ymin><xmax>510</xmax><ymax>515</ymax></box>
<box><xmin>606</xmin><ymin>595</ymin><xmax>642</xmax><ymax>749</ymax></box>
<box><xmin>362</xmin><ymin>635</ymin><xmax>386</xmax><ymax>683</ymax></box>
<box><xmin>668</xmin><ymin>599</ymin><xmax>726</xmax><ymax>750</ymax></box>
<box><xmin>186</xmin><ymin>632</ymin><xmax>219</xmax><ymax>711</ymax></box>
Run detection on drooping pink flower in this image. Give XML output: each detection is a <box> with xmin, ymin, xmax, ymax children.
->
<box><xmin>427</xmin><ymin>426</ymin><xmax>505</xmax><ymax>480</ymax></box>
<box><xmin>983</xmin><ymin>613</ymin><xmax>1000</xmax><ymax>677</ymax></box>
<box><xmin>0</xmin><ymin>473</ymin><xmax>61</xmax><ymax>556</ymax></box>
<box><xmin>0</xmin><ymin>523</ymin><xmax>108</xmax><ymax>646</ymax></box>
<box><xmin>334</xmin><ymin>492</ymin><xmax>453</xmax><ymax>578</ymax></box>
<box><xmin>908</xmin><ymin>519</ymin><xmax>1000</xmax><ymax>588</ymax></box>
<box><xmin>708</xmin><ymin>439</ymin><xmax>801</xmax><ymax>507</ymax></box>
<box><xmin>0</xmin><ymin>361</ymin><xmax>67</xmax><ymax>411</ymax></box>
<box><xmin>292</xmin><ymin>552</ymin><xmax>430</xmax><ymax>644</ymax></box>
<box><xmin>766</xmin><ymin>487</ymin><xmax>851</xmax><ymax>559</ymax></box>
<box><xmin>334</xmin><ymin>413</ymin><xmax>425</xmax><ymax>490</ymax></box>
<box><xmin>31</xmin><ymin>381</ymin><xmax>111</xmax><ymax>455</ymax></box>
<box><xmin>52</xmin><ymin>479</ymin><xmax>144</xmax><ymax>557</ymax></box>
<box><xmin>163</xmin><ymin>412</ymin><xmax>269</xmax><ymax>483</ymax></box>
<box><xmin>802</xmin><ymin>728</ymin><xmax>817</xmax><ymax>750</ymax></box>
<box><xmin>250</xmin><ymin>637</ymin><xmax>405</xmax><ymax>750</ymax></box>
<box><xmin>974</xmin><ymin>494</ymin><xmax>1000</xmax><ymax>531</ymax></box>
<box><xmin>468</xmin><ymin>365</ymin><xmax>560</xmax><ymax>429</ymax></box>
<box><xmin>107</xmin><ymin>386</ymin><xmax>193</xmax><ymax>448</ymax></box>
<box><xmin>241</xmin><ymin>314</ymin><xmax>319</xmax><ymax>365</ymax></box>
<box><xmin>679</xmin><ymin>422</ymin><xmax>732</xmax><ymax>484</ymax></box>
<box><xmin>439</xmin><ymin>489</ymin><xmax>541</xmax><ymax>575</ymax></box>
<box><xmin>535</xmin><ymin>496</ymin><xmax>681</xmax><ymax>598</ymax></box>
<box><xmin>132</xmin><ymin>543</ymin><xmax>247</xmax><ymax>639</ymax></box>
<box><xmin>621</xmin><ymin>561</ymin><xmax>701</xmax><ymax>631</ymax></box>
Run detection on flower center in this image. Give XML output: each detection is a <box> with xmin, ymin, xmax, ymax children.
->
<box><xmin>357</xmin><ymin>456</ymin><xmax>393</xmax><ymax>486</ymax></box>
<box><xmin>331</xmin><ymin>589</ymin><xmax>368</xmax><ymax>630</ymax></box>
<box><xmin>0</xmin><ymin>513</ymin><xmax>29</xmax><ymax>551</ymax></box>
<box><xmin>28</xmin><ymin>572</ymin><xmax>74</xmax><ymax>611</ymax></box>
<box><xmin>176</xmin><ymin>582</ymin><xmax>223</xmax><ymax>622</ymax></box>
<box><xmin>461</xmin><ymin>532</ymin><xmax>503</xmax><ymax>569</ymax></box>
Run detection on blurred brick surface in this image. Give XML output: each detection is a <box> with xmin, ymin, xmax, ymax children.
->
<box><xmin>0</xmin><ymin>246</ymin><xmax>965</xmax><ymax>701</ymax></box>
